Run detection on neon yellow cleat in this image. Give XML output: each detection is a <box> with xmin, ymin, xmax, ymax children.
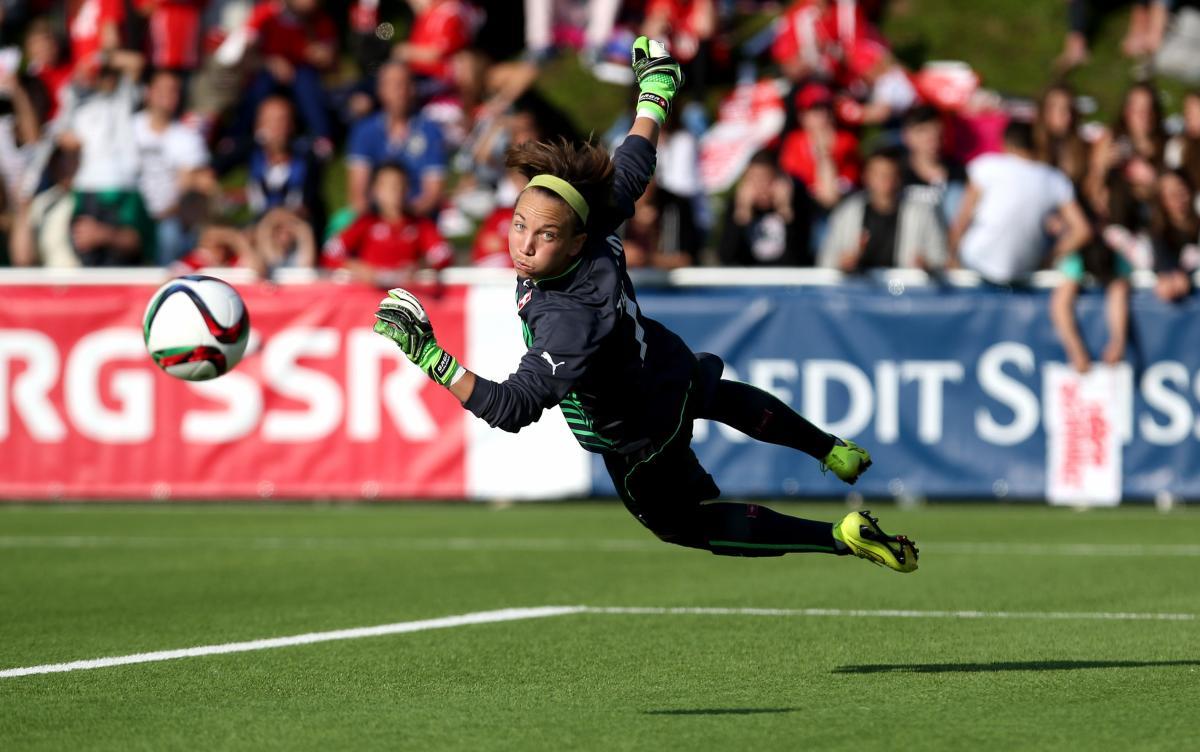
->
<box><xmin>834</xmin><ymin>510</ymin><xmax>919</xmax><ymax>573</ymax></box>
<box><xmin>821</xmin><ymin>438</ymin><xmax>872</xmax><ymax>484</ymax></box>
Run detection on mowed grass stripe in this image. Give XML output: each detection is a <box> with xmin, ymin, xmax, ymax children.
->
<box><xmin>2</xmin><ymin>605</ymin><xmax>1194</xmax><ymax>680</ymax></box>
<box><xmin>2</xmin><ymin>535</ymin><xmax>1199</xmax><ymax>557</ymax></box>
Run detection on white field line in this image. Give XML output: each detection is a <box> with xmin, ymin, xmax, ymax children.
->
<box><xmin>0</xmin><ymin>607</ymin><xmax>583</xmax><ymax>679</ymax></box>
<box><xmin>1</xmin><ymin>535</ymin><xmax>1199</xmax><ymax>557</ymax></box>
<box><xmin>583</xmin><ymin>606</ymin><xmax>1198</xmax><ymax>622</ymax></box>
<box><xmin>1</xmin><ymin>605</ymin><xmax>1194</xmax><ymax>680</ymax></box>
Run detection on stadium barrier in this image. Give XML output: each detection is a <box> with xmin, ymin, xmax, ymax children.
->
<box><xmin>1</xmin><ymin>267</ymin><xmax>1198</xmax><ymax>502</ymax></box>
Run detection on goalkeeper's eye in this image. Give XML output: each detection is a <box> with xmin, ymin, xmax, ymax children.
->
<box><xmin>541</xmin><ymin>231</ymin><xmax>557</xmax><ymax>242</ymax></box>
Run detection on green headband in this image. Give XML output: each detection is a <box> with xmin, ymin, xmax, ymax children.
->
<box><xmin>525</xmin><ymin>174</ymin><xmax>589</xmax><ymax>225</ymax></box>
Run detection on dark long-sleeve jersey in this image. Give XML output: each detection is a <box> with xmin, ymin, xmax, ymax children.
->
<box><xmin>464</xmin><ymin>134</ymin><xmax>698</xmax><ymax>455</ymax></box>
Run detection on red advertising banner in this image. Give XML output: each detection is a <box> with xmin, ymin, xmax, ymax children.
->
<box><xmin>0</xmin><ymin>282</ymin><xmax>468</xmax><ymax>499</ymax></box>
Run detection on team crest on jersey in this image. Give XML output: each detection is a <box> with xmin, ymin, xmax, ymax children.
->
<box><xmin>517</xmin><ymin>289</ymin><xmax>533</xmax><ymax>311</ymax></box>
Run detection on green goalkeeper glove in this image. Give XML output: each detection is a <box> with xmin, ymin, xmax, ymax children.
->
<box><xmin>631</xmin><ymin>35</ymin><xmax>683</xmax><ymax>124</ymax></box>
<box><xmin>372</xmin><ymin>288</ymin><xmax>462</xmax><ymax>387</ymax></box>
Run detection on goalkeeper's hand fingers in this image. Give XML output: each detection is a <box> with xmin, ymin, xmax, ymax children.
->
<box><xmin>373</xmin><ymin>310</ymin><xmax>422</xmax><ymax>359</ymax></box>
<box><xmin>379</xmin><ymin>288</ymin><xmax>430</xmax><ymax>326</ymax></box>
<box><xmin>631</xmin><ymin>36</ymin><xmax>683</xmax><ymax>124</ymax></box>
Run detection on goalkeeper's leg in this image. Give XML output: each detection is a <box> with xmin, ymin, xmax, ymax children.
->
<box><xmin>698</xmin><ymin>378</ymin><xmax>871</xmax><ymax>485</ymax></box>
<box><xmin>609</xmin><ymin>445</ymin><xmax>918</xmax><ymax>570</ymax></box>
<box><xmin>605</xmin><ymin>444</ymin><xmax>846</xmax><ymax>558</ymax></box>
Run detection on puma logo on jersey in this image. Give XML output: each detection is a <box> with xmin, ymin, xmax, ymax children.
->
<box><xmin>541</xmin><ymin>351</ymin><xmax>566</xmax><ymax>375</ymax></box>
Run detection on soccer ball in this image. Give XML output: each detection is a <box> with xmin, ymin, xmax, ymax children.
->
<box><xmin>143</xmin><ymin>275</ymin><xmax>251</xmax><ymax>381</ymax></box>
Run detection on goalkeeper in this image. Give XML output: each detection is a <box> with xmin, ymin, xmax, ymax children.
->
<box><xmin>373</xmin><ymin>38</ymin><xmax>918</xmax><ymax>572</ymax></box>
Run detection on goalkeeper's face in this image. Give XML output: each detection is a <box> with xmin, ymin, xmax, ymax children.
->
<box><xmin>509</xmin><ymin>191</ymin><xmax>586</xmax><ymax>280</ymax></box>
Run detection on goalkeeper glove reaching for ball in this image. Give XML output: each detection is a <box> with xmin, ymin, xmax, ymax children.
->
<box><xmin>631</xmin><ymin>36</ymin><xmax>683</xmax><ymax>124</ymax></box>
<box><xmin>372</xmin><ymin>288</ymin><xmax>462</xmax><ymax>387</ymax></box>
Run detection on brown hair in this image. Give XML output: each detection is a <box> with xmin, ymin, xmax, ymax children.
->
<box><xmin>1112</xmin><ymin>81</ymin><xmax>1166</xmax><ymax>165</ymax></box>
<box><xmin>1178</xmin><ymin>91</ymin><xmax>1200</xmax><ymax>190</ymax></box>
<box><xmin>505</xmin><ymin>137</ymin><xmax>615</xmax><ymax>234</ymax></box>
<box><xmin>1151</xmin><ymin>169</ymin><xmax>1199</xmax><ymax>239</ymax></box>
<box><xmin>1034</xmin><ymin>83</ymin><xmax>1089</xmax><ymax>185</ymax></box>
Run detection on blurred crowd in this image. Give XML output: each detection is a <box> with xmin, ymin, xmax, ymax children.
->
<box><xmin>2</xmin><ymin>0</ymin><xmax>1200</xmax><ymax>352</ymax></box>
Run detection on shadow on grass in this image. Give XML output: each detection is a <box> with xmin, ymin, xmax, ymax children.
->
<box><xmin>834</xmin><ymin>660</ymin><xmax>1200</xmax><ymax>674</ymax></box>
<box><xmin>643</xmin><ymin>708</ymin><xmax>800</xmax><ymax>716</ymax></box>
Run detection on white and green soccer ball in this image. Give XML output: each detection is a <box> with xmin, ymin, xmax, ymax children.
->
<box><xmin>143</xmin><ymin>275</ymin><xmax>250</xmax><ymax>381</ymax></box>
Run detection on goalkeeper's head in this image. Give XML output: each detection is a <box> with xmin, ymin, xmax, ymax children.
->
<box><xmin>504</xmin><ymin>138</ymin><xmax>614</xmax><ymax>280</ymax></box>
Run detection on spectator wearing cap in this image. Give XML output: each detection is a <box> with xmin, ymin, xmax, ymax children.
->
<box><xmin>719</xmin><ymin>149</ymin><xmax>814</xmax><ymax>266</ymax></box>
<box><xmin>819</xmin><ymin>149</ymin><xmax>946</xmax><ymax>272</ymax></box>
<box><xmin>901</xmin><ymin>105</ymin><xmax>966</xmax><ymax>225</ymax></box>
<box><xmin>346</xmin><ymin>61</ymin><xmax>448</xmax><ymax>218</ymax></box>
<box><xmin>322</xmin><ymin>162</ymin><xmax>452</xmax><ymax>285</ymax></box>
<box><xmin>779</xmin><ymin>81</ymin><xmax>860</xmax><ymax>210</ymax></box>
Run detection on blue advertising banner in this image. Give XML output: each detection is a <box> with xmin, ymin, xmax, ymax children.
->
<box><xmin>591</xmin><ymin>283</ymin><xmax>1200</xmax><ymax>500</ymax></box>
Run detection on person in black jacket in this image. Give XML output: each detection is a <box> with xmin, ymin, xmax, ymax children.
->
<box><xmin>718</xmin><ymin>149</ymin><xmax>814</xmax><ymax>267</ymax></box>
<box><xmin>372</xmin><ymin>38</ymin><xmax>918</xmax><ymax>573</ymax></box>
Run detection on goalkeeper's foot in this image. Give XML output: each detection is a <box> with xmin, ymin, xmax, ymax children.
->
<box><xmin>821</xmin><ymin>438</ymin><xmax>872</xmax><ymax>484</ymax></box>
<box><xmin>833</xmin><ymin>510</ymin><xmax>919</xmax><ymax>573</ymax></box>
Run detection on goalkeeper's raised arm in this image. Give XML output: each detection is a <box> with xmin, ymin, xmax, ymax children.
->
<box><xmin>373</xmin><ymin>36</ymin><xmax>686</xmax><ymax>428</ymax></box>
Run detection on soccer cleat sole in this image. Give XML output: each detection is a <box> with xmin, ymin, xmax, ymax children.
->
<box><xmin>840</xmin><ymin>510</ymin><xmax>919</xmax><ymax>573</ymax></box>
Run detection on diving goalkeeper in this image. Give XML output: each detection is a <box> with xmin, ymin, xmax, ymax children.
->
<box><xmin>372</xmin><ymin>38</ymin><xmax>918</xmax><ymax>572</ymax></box>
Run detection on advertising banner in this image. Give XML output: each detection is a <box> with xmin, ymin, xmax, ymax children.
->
<box><xmin>0</xmin><ymin>283</ymin><xmax>470</xmax><ymax>499</ymax></box>
<box><xmin>5</xmin><ymin>278</ymin><xmax>1199</xmax><ymax>501</ymax></box>
<box><xmin>1043</xmin><ymin>364</ymin><xmax>1125</xmax><ymax>506</ymax></box>
<box><xmin>594</xmin><ymin>283</ymin><xmax>1200</xmax><ymax>501</ymax></box>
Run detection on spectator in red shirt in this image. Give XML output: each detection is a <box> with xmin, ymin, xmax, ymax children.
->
<box><xmin>394</xmin><ymin>0</ymin><xmax>478</xmax><ymax>87</ymax></box>
<box><xmin>322</xmin><ymin>163</ymin><xmax>453</xmax><ymax>284</ymax></box>
<box><xmin>23</xmin><ymin>19</ymin><xmax>72</xmax><ymax>120</ymax></box>
<box><xmin>771</xmin><ymin>0</ymin><xmax>879</xmax><ymax>83</ymax></box>
<box><xmin>470</xmin><ymin>169</ymin><xmax>528</xmax><ymax>267</ymax></box>
<box><xmin>136</xmin><ymin>0</ymin><xmax>207</xmax><ymax>72</ymax></box>
<box><xmin>779</xmin><ymin>82</ymin><xmax>860</xmax><ymax>209</ymax></box>
<box><xmin>241</xmin><ymin>0</ymin><xmax>337</xmax><ymax>148</ymax></box>
<box><xmin>68</xmin><ymin>0</ymin><xmax>124</xmax><ymax>75</ymax></box>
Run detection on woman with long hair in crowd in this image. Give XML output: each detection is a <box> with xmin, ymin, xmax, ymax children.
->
<box><xmin>1085</xmin><ymin>81</ymin><xmax>1166</xmax><ymax>271</ymax></box>
<box><xmin>1164</xmin><ymin>90</ymin><xmax>1200</xmax><ymax>191</ymax></box>
<box><xmin>1150</xmin><ymin>169</ymin><xmax>1200</xmax><ymax>302</ymax></box>
<box><xmin>1034</xmin><ymin>83</ymin><xmax>1090</xmax><ymax>187</ymax></box>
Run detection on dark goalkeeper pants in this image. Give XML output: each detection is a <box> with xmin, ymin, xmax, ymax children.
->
<box><xmin>603</xmin><ymin>353</ymin><xmax>843</xmax><ymax>558</ymax></box>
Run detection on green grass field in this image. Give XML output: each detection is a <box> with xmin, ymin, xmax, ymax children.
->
<box><xmin>1</xmin><ymin>502</ymin><xmax>1197</xmax><ymax>751</ymax></box>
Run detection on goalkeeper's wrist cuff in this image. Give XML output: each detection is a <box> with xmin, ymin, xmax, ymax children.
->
<box><xmin>636</xmin><ymin>92</ymin><xmax>669</xmax><ymax>124</ymax></box>
<box><xmin>448</xmin><ymin>364</ymin><xmax>466</xmax><ymax>386</ymax></box>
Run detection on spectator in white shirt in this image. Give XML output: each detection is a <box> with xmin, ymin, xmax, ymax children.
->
<box><xmin>58</xmin><ymin>51</ymin><xmax>151</xmax><ymax>266</ymax></box>
<box><xmin>949</xmin><ymin>121</ymin><xmax>1092</xmax><ymax>284</ymax></box>
<box><xmin>133</xmin><ymin>69</ymin><xmax>215</xmax><ymax>265</ymax></box>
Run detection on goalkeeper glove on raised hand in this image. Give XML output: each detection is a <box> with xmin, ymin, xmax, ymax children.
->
<box><xmin>372</xmin><ymin>288</ymin><xmax>462</xmax><ymax>387</ymax></box>
<box><xmin>631</xmin><ymin>36</ymin><xmax>683</xmax><ymax>124</ymax></box>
